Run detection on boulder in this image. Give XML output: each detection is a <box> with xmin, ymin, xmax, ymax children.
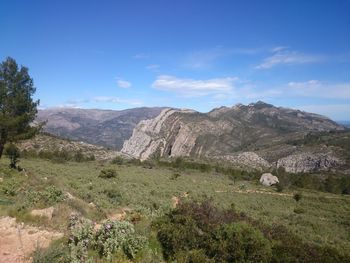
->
<box><xmin>30</xmin><ymin>207</ymin><xmax>55</xmax><ymax>220</ymax></box>
<box><xmin>260</xmin><ymin>173</ymin><xmax>279</xmax><ymax>186</ymax></box>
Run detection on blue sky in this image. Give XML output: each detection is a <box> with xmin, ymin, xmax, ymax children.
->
<box><xmin>1</xmin><ymin>0</ymin><xmax>350</xmax><ymax>120</ymax></box>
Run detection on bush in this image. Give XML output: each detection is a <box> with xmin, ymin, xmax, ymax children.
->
<box><xmin>99</xmin><ymin>168</ymin><xmax>117</xmax><ymax>179</ymax></box>
<box><xmin>111</xmin><ymin>156</ymin><xmax>124</xmax><ymax>165</ymax></box>
<box><xmin>212</xmin><ymin>222</ymin><xmax>272</xmax><ymax>262</ymax></box>
<box><xmin>170</xmin><ymin>173</ymin><xmax>181</xmax><ymax>180</ymax></box>
<box><xmin>153</xmin><ymin>200</ymin><xmax>350</xmax><ymax>263</ymax></box>
<box><xmin>293</xmin><ymin>193</ymin><xmax>302</xmax><ymax>202</ymax></box>
<box><xmin>32</xmin><ymin>240</ymin><xmax>69</xmax><ymax>263</ymax></box>
<box><xmin>276</xmin><ymin>183</ymin><xmax>284</xmax><ymax>192</ymax></box>
<box><xmin>5</xmin><ymin>143</ymin><xmax>20</xmax><ymax>169</ymax></box>
<box><xmin>95</xmin><ymin>220</ymin><xmax>147</xmax><ymax>260</ymax></box>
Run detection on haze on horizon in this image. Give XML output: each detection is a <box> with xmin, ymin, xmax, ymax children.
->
<box><xmin>1</xmin><ymin>0</ymin><xmax>349</xmax><ymax>120</ymax></box>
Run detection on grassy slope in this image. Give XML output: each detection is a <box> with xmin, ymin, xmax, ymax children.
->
<box><xmin>1</xmin><ymin>157</ymin><xmax>350</xmax><ymax>254</ymax></box>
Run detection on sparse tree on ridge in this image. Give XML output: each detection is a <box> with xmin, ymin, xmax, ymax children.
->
<box><xmin>0</xmin><ymin>57</ymin><xmax>41</xmax><ymax>159</ymax></box>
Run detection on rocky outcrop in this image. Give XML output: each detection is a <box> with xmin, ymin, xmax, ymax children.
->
<box><xmin>219</xmin><ymin>152</ymin><xmax>271</xmax><ymax>170</ymax></box>
<box><xmin>122</xmin><ymin>108</ymin><xmax>196</xmax><ymax>160</ymax></box>
<box><xmin>30</xmin><ymin>207</ymin><xmax>55</xmax><ymax>220</ymax></box>
<box><xmin>277</xmin><ymin>153</ymin><xmax>344</xmax><ymax>173</ymax></box>
<box><xmin>121</xmin><ymin>102</ymin><xmax>345</xmax><ymax>167</ymax></box>
<box><xmin>260</xmin><ymin>173</ymin><xmax>279</xmax><ymax>186</ymax></box>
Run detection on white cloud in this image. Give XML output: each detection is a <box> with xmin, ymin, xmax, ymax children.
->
<box><xmin>94</xmin><ymin>96</ymin><xmax>143</xmax><ymax>106</ymax></box>
<box><xmin>117</xmin><ymin>79</ymin><xmax>132</xmax><ymax>89</ymax></box>
<box><xmin>152</xmin><ymin>75</ymin><xmax>237</xmax><ymax>97</ymax></box>
<box><xmin>256</xmin><ymin>48</ymin><xmax>323</xmax><ymax>69</ymax></box>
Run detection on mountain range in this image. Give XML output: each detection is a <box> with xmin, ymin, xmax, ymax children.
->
<box><xmin>37</xmin><ymin>107</ymin><xmax>165</xmax><ymax>149</ymax></box>
<box><xmin>37</xmin><ymin>102</ymin><xmax>349</xmax><ymax>173</ymax></box>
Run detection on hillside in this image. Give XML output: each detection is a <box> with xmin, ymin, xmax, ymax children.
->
<box><xmin>122</xmin><ymin>102</ymin><xmax>347</xmax><ymax>172</ymax></box>
<box><xmin>17</xmin><ymin>133</ymin><xmax>127</xmax><ymax>161</ymax></box>
<box><xmin>37</xmin><ymin>107</ymin><xmax>165</xmax><ymax>150</ymax></box>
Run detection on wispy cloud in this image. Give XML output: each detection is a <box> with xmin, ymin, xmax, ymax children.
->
<box><xmin>146</xmin><ymin>64</ymin><xmax>160</xmax><ymax>72</ymax></box>
<box><xmin>287</xmin><ymin>80</ymin><xmax>350</xmax><ymax>99</ymax></box>
<box><xmin>152</xmin><ymin>75</ymin><xmax>237</xmax><ymax>97</ymax></box>
<box><xmin>133</xmin><ymin>53</ymin><xmax>149</xmax><ymax>59</ymax></box>
<box><xmin>256</xmin><ymin>48</ymin><xmax>323</xmax><ymax>69</ymax></box>
<box><xmin>116</xmin><ymin>78</ymin><xmax>132</xmax><ymax>89</ymax></box>
<box><xmin>93</xmin><ymin>96</ymin><xmax>143</xmax><ymax>106</ymax></box>
<box><xmin>184</xmin><ymin>46</ymin><xmax>259</xmax><ymax>69</ymax></box>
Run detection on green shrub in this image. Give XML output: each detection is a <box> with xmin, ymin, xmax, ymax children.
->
<box><xmin>95</xmin><ymin>220</ymin><xmax>147</xmax><ymax>260</ymax></box>
<box><xmin>293</xmin><ymin>193</ymin><xmax>302</xmax><ymax>202</ymax></box>
<box><xmin>111</xmin><ymin>156</ymin><xmax>124</xmax><ymax>165</ymax></box>
<box><xmin>175</xmin><ymin>249</ymin><xmax>214</xmax><ymax>263</ymax></box>
<box><xmin>293</xmin><ymin>207</ymin><xmax>305</xmax><ymax>214</ymax></box>
<box><xmin>212</xmin><ymin>222</ymin><xmax>272</xmax><ymax>263</ymax></box>
<box><xmin>5</xmin><ymin>143</ymin><xmax>20</xmax><ymax>169</ymax></box>
<box><xmin>170</xmin><ymin>173</ymin><xmax>181</xmax><ymax>180</ymax></box>
<box><xmin>103</xmin><ymin>188</ymin><xmax>122</xmax><ymax>205</ymax></box>
<box><xmin>68</xmin><ymin>214</ymin><xmax>94</xmax><ymax>263</ymax></box>
<box><xmin>32</xmin><ymin>239</ymin><xmax>69</xmax><ymax>263</ymax></box>
<box><xmin>99</xmin><ymin>168</ymin><xmax>117</xmax><ymax>179</ymax></box>
<box><xmin>276</xmin><ymin>183</ymin><xmax>284</xmax><ymax>192</ymax></box>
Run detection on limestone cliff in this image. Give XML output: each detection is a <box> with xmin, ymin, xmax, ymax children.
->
<box><xmin>121</xmin><ymin>102</ymin><xmax>346</xmax><ymax>167</ymax></box>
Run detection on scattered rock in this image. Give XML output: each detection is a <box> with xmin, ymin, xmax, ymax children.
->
<box><xmin>171</xmin><ymin>196</ymin><xmax>181</xmax><ymax>208</ymax></box>
<box><xmin>277</xmin><ymin>153</ymin><xmax>344</xmax><ymax>173</ymax></box>
<box><xmin>30</xmin><ymin>207</ymin><xmax>55</xmax><ymax>220</ymax></box>
<box><xmin>0</xmin><ymin>177</ymin><xmax>3</xmax><ymax>183</ymax></box>
<box><xmin>220</xmin><ymin>152</ymin><xmax>271</xmax><ymax>170</ymax></box>
<box><xmin>65</xmin><ymin>192</ymin><xmax>75</xmax><ymax>200</ymax></box>
<box><xmin>260</xmin><ymin>173</ymin><xmax>279</xmax><ymax>186</ymax></box>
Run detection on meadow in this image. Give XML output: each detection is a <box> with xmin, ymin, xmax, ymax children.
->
<box><xmin>1</xmin><ymin>156</ymin><xmax>350</xmax><ymax>262</ymax></box>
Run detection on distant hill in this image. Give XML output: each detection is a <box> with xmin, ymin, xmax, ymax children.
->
<box><xmin>122</xmin><ymin>101</ymin><xmax>348</xmax><ymax>172</ymax></box>
<box><xmin>37</xmin><ymin>107</ymin><xmax>165</xmax><ymax>150</ymax></box>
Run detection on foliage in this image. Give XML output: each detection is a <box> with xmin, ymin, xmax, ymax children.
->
<box><xmin>68</xmin><ymin>214</ymin><xmax>94</xmax><ymax>263</ymax></box>
<box><xmin>32</xmin><ymin>239</ymin><xmax>69</xmax><ymax>263</ymax></box>
<box><xmin>0</xmin><ymin>57</ymin><xmax>41</xmax><ymax>159</ymax></box>
<box><xmin>153</xmin><ymin>200</ymin><xmax>350</xmax><ymax>263</ymax></box>
<box><xmin>212</xmin><ymin>222</ymin><xmax>272</xmax><ymax>262</ymax></box>
<box><xmin>293</xmin><ymin>193</ymin><xmax>302</xmax><ymax>202</ymax></box>
<box><xmin>67</xmin><ymin>215</ymin><xmax>148</xmax><ymax>262</ymax></box>
<box><xmin>111</xmin><ymin>156</ymin><xmax>125</xmax><ymax>165</ymax></box>
<box><xmin>99</xmin><ymin>168</ymin><xmax>118</xmax><ymax>179</ymax></box>
<box><xmin>5</xmin><ymin>143</ymin><xmax>20</xmax><ymax>169</ymax></box>
<box><xmin>154</xmin><ymin>200</ymin><xmax>271</xmax><ymax>262</ymax></box>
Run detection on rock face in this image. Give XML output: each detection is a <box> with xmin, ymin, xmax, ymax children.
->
<box><xmin>260</xmin><ymin>173</ymin><xmax>279</xmax><ymax>186</ymax></box>
<box><xmin>37</xmin><ymin>107</ymin><xmax>165</xmax><ymax>150</ymax></box>
<box><xmin>277</xmin><ymin>153</ymin><xmax>344</xmax><ymax>173</ymax></box>
<box><xmin>122</xmin><ymin>108</ymin><xmax>196</xmax><ymax>160</ymax></box>
<box><xmin>122</xmin><ymin>102</ymin><xmax>344</xmax><ymax>165</ymax></box>
<box><xmin>219</xmin><ymin>152</ymin><xmax>271</xmax><ymax>170</ymax></box>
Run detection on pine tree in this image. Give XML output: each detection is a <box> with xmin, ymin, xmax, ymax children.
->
<box><xmin>0</xmin><ymin>57</ymin><xmax>41</xmax><ymax>158</ymax></box>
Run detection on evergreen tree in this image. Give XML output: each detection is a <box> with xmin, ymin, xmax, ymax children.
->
<box><xmin>0</xmin><ymin>57</ymin><xmax>41</xmax><ymax>158</ymax></box>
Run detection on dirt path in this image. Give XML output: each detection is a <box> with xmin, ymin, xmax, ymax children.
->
<box><xmin>215</xmin><ymin>188</ymin><xmax>350</xmax><ymax>200</ymax></box>
<box><xmin>0</xmin><ymin>217</ymin><xmax>63</xmax><ymax>263</ymax></box>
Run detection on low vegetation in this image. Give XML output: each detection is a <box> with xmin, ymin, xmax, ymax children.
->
<box><xmin>1</xmin><ymin>153</ymin><xmax>350</xmax><ymax>262</ymax></box>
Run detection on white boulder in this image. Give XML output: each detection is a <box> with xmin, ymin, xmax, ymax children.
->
<box><xmin>260</xmin><ymin>173</ymin><xmax>279</xmax><ymax>186</ymax></box>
